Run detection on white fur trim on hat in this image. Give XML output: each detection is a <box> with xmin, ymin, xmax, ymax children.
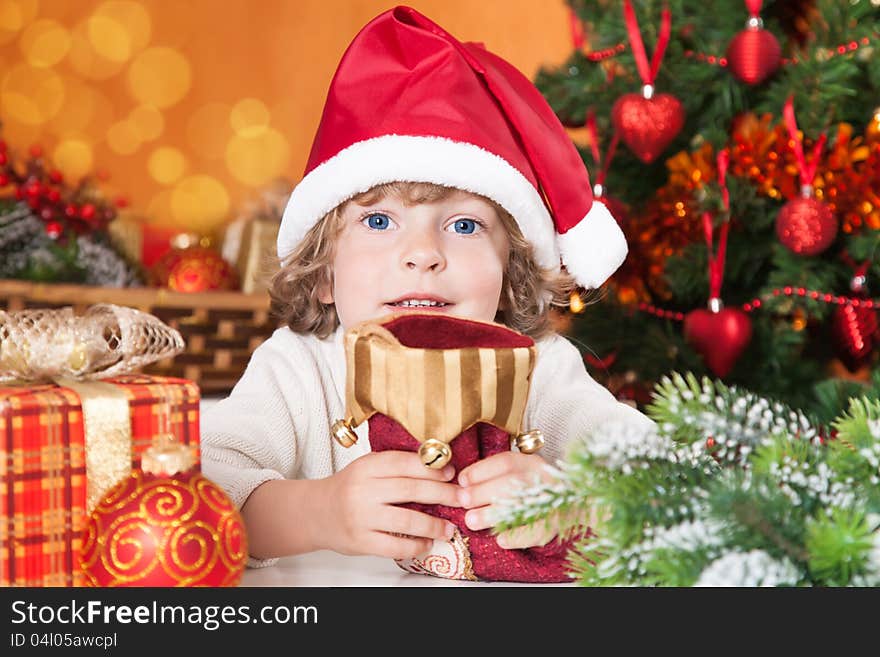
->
<box><xmin>278</xmin><ymin>135</ymin><xmax>559</xmax><ymax>271</ymax></box>
<box><xmin>557</xmin><ymin>200</ymin><xmax>628</xmax><ymax>289</ymax></box>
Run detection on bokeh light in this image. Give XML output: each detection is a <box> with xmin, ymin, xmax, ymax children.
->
<box><xmin>53</xmin><ymin>138</ymin><xmax>94</xmax><ymax>180</ymax></box>
<box><xmin>89</xmin><ymin>1</ymin><xmax>150</xmax><ymax>61</ymax></box>
<box><xmin>230</xmin><ymin>98</ymin><xmax>270</xmax><ymax>137</ymax></box>
<box><xmin>128</xmin><ymin>103</ymin><xmax>163</xmax><ymax>142</ymax></box>
<box><xmin>2</xmin><ymin>63</ymin><xmax>65</xmax><ymax>125</ymax></box>
<box><xmin>87</xmin><ymin>14</ymin><xmax>130</xmax><ymax>63</ymax></box>
<box><xmin>226</xmin><ymin>127</ymin><xmax>290</xmax><ymax>186</ymax></box>
<box><xmin>148</xmin><ymin>146</ymin><xmax>186</xmax><ymax>185</ymax></box>
<box><xmin>187</xmin><ymin>102</ymin><xmax>232</xmax><ymax>160</ymax></box>
<box><xmin>127</xmin><ymin>46</ymin><xmax>191</xmax><ymax>108</ymax></box>
<box><xmin>170</xmin><ymin>174</ymin><xmax>230</xmax><ymax>234</ymax></box>
<box><xmin>106</xmin><ymin>119</ymin><xmax>140</xmax><ymax>154</ymax></box>
<box><xmin>20</xmin><ymin>19</ymin><xmax>70</xmax><ymax>67</ymax></box>
<box><xmin>0</xmin><ymin>0</ymin><xmax>39</xmax><ymax>47</ymax></box>
<box><xmin>67</xmin><ymin>18</ymin><xmax>126</xmax><ymax>80</ymax></box>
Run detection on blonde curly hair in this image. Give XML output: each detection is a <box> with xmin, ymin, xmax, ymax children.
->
<box><xmin>269</xmin><ymin>182</ymin><xmax>575</xmax><ymax>340</ymax></box>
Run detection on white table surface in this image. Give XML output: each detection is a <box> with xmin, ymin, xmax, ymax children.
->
<box><xmin>239</xmin><ymin>550</ymin><xmax>571</xmax><ymax>587</ymax></box>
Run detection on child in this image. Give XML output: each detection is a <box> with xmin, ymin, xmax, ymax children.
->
<box><xmin>201</xmin><ymin>5</ymin><xmax>654</xmax><ymax>566</ymax></box>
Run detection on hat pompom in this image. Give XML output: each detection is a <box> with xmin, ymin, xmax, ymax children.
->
<box><xmin>557</xmin><ymin>201</ymin><xmax>628</xmax><ymax>290</ymax></box>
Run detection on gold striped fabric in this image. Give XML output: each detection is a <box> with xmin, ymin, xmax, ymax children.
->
<box><xmin>344</xmin><ymin>322</ymin><xmax>536</xmax><ymax>445</ymax></box>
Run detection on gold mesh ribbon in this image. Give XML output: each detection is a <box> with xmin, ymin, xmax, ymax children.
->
<box><xmin>55</xmin><ymin>378</ymin><xmax>133</xmax><ymax>513</ymax></box>
<box><xmin>1</xmin><ymin>304</ymin><xmax>186</xmax><ymax>513</ymax></box>
<box><xmin>344</xmin><ymin>322</ymin><xmax>536</xmax><ymax>445</ymax></box>
<box><xmin>0</xmin><ymin>304</ymin><xmax>184</xmax><ymax>383</ymax></box>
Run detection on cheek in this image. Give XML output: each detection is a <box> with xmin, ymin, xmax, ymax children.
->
<box><xmin>329</xmin><ymin>238</ymin><xmax>385</xmax><ymax>309</ymax></box>
<box><xmin>455</xmin><ymin>247</ymin><xmax>506</xmax><ymax>301</ymax></box>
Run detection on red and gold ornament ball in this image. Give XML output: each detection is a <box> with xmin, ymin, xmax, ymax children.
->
<box><xmin>150</xmin><ymin>245</ymin><xmax>238</xmax><ymax>292</ymax></box>
<box><xmin>79</xmin><ymin>461</ymin><xmax>248</xmax><ymax>587</ymax></box>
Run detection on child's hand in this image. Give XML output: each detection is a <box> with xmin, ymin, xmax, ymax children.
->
<box><xmin>316</xmin><ymin>450</ymin><xmax>461</xmax><ymax>559</ymax></box>
<box><xmin>458</xmin><ymin>452</ymin><xmax>558</xmax><ymax>549</ymax></box>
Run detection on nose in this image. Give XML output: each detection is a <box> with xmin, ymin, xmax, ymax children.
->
<box><xmin>401</xmin><ymin>228</ymin><xmax>446</xmax><ymax>273</ymax></box>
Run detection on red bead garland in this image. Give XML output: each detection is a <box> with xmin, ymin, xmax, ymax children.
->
<box><xmin>635</xmin><ymin>287</ymin><xmax>879</xmax><ymax>323</ymax></box>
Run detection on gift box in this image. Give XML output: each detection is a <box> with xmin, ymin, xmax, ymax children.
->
<box><xmin>0</xmin><ymin>304</ymin><xmax>197</xmax><ymax>586</ymax></box>
<box><xmin>222</xmin><ymin>217</ymin><xmax>279</xmax><ymax>294</ymax></box>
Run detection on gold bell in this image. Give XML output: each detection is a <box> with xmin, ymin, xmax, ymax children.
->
<box><xmin>513</xmin><ymin>429</ymin><xmax>544</xmax><ymax>454</ymax></box>
<box><xmin>418</xmin><ymin>439</ymin><xmax>452</xmax><ymax>469</ymax></box>
<box><xmin>331</xmin><ymin>418</ymin><xmax>358</xmax><ymax>448</ymax></box>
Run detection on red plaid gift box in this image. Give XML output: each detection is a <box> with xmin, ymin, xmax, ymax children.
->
<box><xmin>0</xmin><ymin>375</ymin><xmax>200</xmax><ymax>587</ymax></box>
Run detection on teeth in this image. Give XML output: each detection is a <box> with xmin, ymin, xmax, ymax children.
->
<box><xmin>392</xmin><ymin>299</ymin><xmax>447</xmax><ymax>307</ymax></box>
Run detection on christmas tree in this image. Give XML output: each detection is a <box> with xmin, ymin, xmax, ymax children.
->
<box><xmin>0</xmin><ymin>136</ymin><xmax>141</xmax><ymax>287</ymax></box>
<box><xmin>494</xmin><ymin>372</ymin><xmax>880</xmax><ymax>586</ymax></box>
<box><xmin>544</xmin><ymin>0</ymin><xmax>880</xmax><ymax>417</ymax></box>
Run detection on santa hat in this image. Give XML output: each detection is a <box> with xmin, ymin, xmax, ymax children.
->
<box><xmin>278</xmin><ymin>5</ymin><xmax>628</xmax><ymax>289</ymax></box>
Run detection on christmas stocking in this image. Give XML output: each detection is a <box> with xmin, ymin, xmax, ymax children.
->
<box><xmin>332</xmin><ymin>312</ymin><xmax>580</xmax><ymax>582</ymax></box>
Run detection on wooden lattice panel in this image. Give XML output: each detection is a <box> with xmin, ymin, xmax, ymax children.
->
<box><xmin>0</xmin><ymin>280</ymin><xmax>278</xmax><ymax>395</ymax></box>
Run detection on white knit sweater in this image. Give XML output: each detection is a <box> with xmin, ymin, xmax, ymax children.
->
<box><xmin>201</xmin><ymin>324</ymin><xmax>654</xmax><ymax>514</ymax></box>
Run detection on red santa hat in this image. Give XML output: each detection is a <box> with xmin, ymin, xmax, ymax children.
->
<box><xmin>278</xmin><ymin>5</ymin><xmax>628</xmax><ymax>289</ymax></box>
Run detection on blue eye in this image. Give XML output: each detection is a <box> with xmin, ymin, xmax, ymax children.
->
<box><xmin>450</xmin><ymin>218</ymin><xmax>479</xmax><ymax>234</ymax></box>
<box><xmin>363</xmin><ymin>213</ymin><xmax>393</xmax><ymax>230</ymax></box>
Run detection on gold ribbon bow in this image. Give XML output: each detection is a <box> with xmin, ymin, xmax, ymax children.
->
<box><xmin>0</xmin><ymin>304</ymin><xmax>184</xmax><ymax>383</ymax></box>
<box><xmin>0</xmin><ymin>304</ymin><xmax>186</xmax><ymax>511</ymax></box>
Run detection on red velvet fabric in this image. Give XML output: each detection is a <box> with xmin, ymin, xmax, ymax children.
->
<box><xmin>367</xmin><ymin>314</ymin><xmax>582</xmax><ymax>582</ymax></box>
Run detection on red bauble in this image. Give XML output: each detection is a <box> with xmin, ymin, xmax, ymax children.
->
<box><xmin>80</xmin><ymin>466</ymin><xmax>248</xmax><ymax>587</ymax></box>
<box><xmin>611</xmin><ymin>91</ymin><xmax>685</xmax><ymax>163</ymax></box>
<box><xmin>726</xmin><ymin>26</ymin><xmax>781</xmax><ymax>85</ymax></box>
<box><xmin>831</xmin><ymin>303</ymin><xmax>879</xmax><ymax>372</ymax></box>
<box><xmin>775</xmin><ymin>196</ymin><xmax>838</xmax><ymax>256</ymax></box>
<box><xmin>150</xmin><ymin>245</ymin><xmax>239</xmax><ymax>292</ymax></box>
<box><xmin>684</xmin><ymin>307</ymin><xmax>753</xmax><ymax>378</ymax></box>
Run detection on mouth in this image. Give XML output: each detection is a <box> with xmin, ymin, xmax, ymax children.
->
<box><xmin>385</xmin><ymin>295</ymin><xmax>453</xmax><ymax>311</ymax></box>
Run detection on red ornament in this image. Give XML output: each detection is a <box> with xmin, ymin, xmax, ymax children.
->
<box><xmin>79</xmin><ymin>444</ymin><xmax>247</xmax><ymax>587</ymax></box>
<box><xmin>831</xmin><ymin>303</ymin><xmax>879</xmax><ymax>372</ymax></box>
<box><xmin>150</xmin><ymin>244</ymin><xmax>239</xmax><ymax>292</ymax></box>
<box><xmin>684</xmin><ymin>306</ymin><xmax>753</xmax><ymax>378</ymax></box>
<box><xmin>776</xmin><ymin>195</ymin><xmax>838</xmax><ymax>256</ymax></box>
<box><xmin>612</xmin><ymin>89</ymin><xmax>685</xmax><ymax>163</ymax></box>
<box><xmin>614</xmin><ymin>3</ymin><xmax>683</xmax><ymax>163</ymax></box>
<box><xmin>44</xmin><ymin>220</ymin><xmax>63</xmax><ymax>239</ymax></box>
<box><xmin>726</xmin><ymin>19</ymin><xmax>781</xmax><ymax>85</ymax></box>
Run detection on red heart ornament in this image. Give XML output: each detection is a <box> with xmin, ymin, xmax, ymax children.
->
<box><xmin>684</xmin><ymin>308</ymin><xmax>753</xmax><ymax>378</ymax></box>
<box><xmin>611</xmin><ymin>92</ymin><xmax>685</xmax><ymax>163</ymax></box>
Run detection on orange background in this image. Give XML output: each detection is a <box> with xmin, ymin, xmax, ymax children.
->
<box><xmin>0</xmin><ymin>0</ymin><xmax>571</xmax><ymax>238</ymax></box>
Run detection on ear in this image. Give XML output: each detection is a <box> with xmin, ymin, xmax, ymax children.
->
<box><xmin>317</xmin><ymin>275</ymin><xmax>334</xmax><ymax>304</ymax></box>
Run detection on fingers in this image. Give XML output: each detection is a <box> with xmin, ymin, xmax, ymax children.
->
<box><xmin>373</xmin><ymin>478</ymin><xmax>462</xmax><ymax>507</ymax></box>
<box><xmin>357</xmin><ymin>450</ymin><xmax>456</xmax><ymax>481</ymax></box>
<box><xmin>458</xmin><ymin>451</ymin><xmax>545</xmax><ymax>487</ymax></box>
<box><xmin>459</xmin><ymin>475</ymin><xmax>520</xmax><ymax>511</ymax></box>
<box><xmin>360</xmin><ymin>532</ymin><xmax>436</xmax><ymax>560</ymax></box>
<box><xmin>382</xmin><ymin>507</ymin><xmax>456</xmax><ymax>542</ymax></box>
